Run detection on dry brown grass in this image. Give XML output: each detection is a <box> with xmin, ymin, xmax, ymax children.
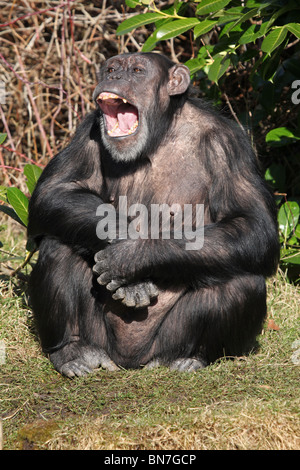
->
<box><xmin>44</xmin><ymin>407</ymin><xmax>299</xmax><ymax>450</ymax></box>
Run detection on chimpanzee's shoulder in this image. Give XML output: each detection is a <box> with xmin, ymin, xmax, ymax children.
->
<box><xmin>185</xmin><ymin>98</ymin><xmax>241</xmax><ymax>135</ymax></box>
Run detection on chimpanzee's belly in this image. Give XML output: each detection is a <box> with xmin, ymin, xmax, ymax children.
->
<box><xmin>103</xmin><ymin>288</ymin><xmax>183</xmax><ymax>367</ymax></box>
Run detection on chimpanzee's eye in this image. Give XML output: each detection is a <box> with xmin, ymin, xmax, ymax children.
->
<box><xmin>133</xmin><ymin>67</ymin><xmax>144</xmax><ymax>73</ymax></box>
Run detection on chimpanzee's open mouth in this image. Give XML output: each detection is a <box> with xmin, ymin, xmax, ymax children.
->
<box><xmin>96</xmin><ymin>92</ymin><xmax>139</xmax><ymax>137</ymax></box>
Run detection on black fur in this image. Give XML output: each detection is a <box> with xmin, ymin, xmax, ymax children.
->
<box><xmin>28</xmin><ymin>53</ymin><xmax>279</xmax><ymax>376</ymax></box>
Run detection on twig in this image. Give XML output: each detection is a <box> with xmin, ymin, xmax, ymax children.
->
<box><xmin>223</xmin><ymin>92</ymin><xmax>243</xmax><ymax>130</ymax></box>
<box><xmin>9</xmin><ymin>248</ymin><xmax>37</xmax><ymax>277</ymax></box>
<box><xmin>0</xmin><ymin>1</ymin><xmax>76</xmax><ymax>28</ymax></box>
<box><xmin>16</xmin><ymin>49</ymin><xmax>53</xmax><ymax>158</ymax></box>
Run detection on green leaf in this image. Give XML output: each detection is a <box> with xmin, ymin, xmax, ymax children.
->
<box><xmin>155</xmin><ymin>18</ymin><xmax>200</xmax><ymax>41</ymax></box>
<box><xmin>208</xmin><ymin>54</ymin><xmax>230</xmax><ymax>83</ymax></box>
<box><xmin>256</xmin><ymin>1</ymin><xmax>275</xmax><ymax>11</ymax></box>
<box><xmin>264</xmin><ymin>163</ymin><xmax>286</xmax><ymax>192</ymax></box>
<box><xmin>6</xmin><ymin>187</ymin><xmax>29</xmax><ymax>227</ymax></box>
<box><xmin>219</xmin><ymin>19</ymin><xmax>242</xmax><ymax>38</ymax></box>
<box><xmin>196</xmin><ymin>0</ymin><xmax>232</xmax><ymax>16</ymax></box>
<box><xmin>156</xmin><ymin>1</ymin><xmax>187</xmax><ymax>22</ymax></box>
<box><xmin>194</xmin><ymin>19</ymin><xmax>218</xmax><ymax>39</ymax></box>
<box><xmin>116</xmin><ymin>12</ymin><xmax>163</xmax><ymax>35</ymax></box>
<box><xmin>0</xmin><ymin>205</ymin><xmax>25</xmax><ymax>226</ymax></box>
<box><xmin>24</xmin><ymin>164</ymin><xmax>43</xmax><ymax>195</ymax></box>
<box><xmin>288</xmin><ymin>254</ymin><xmax>300</xmax><ymax>265</ymax></box>
<box><xmin>261</xmin><ymin>27</ymin><xmax>288</xmax><ymax>55</ymax></box>
<box><xmin>286</xmin><ymin>23</ymin><xmax>300</xmax><ymax>39</ymax></box>
<box><xmin>239</xmin><ymin>21</ymin><xmax>269</xmax><ymax>44</ymax></box>
<box><xmin>245</xmin><ymin>0</ymin><xmax>271</xmax><ymax>8</ymax></box>
<box><xmin>125</xmin><ymin>0</ymin><xmax>141</xmax><ymax>7</ymax></box>
<box><xmin>0</xmin><ymin>133</ymin><xmax>7</xmax><ymax>145</ymax></box>
<box><xmin>185</xmin><ymin>57</ymin><xmax>206</xmax><ymax>75</ymax></box>
<box><xmin>281</xmin><ymin>249</ymin><xmax>300</xmax><ymax>265</ymax></box>
<box><xmin>260</xmin><ymin>37</ymin><xmax>288</xmax><ymax>81</ymax></box>
<box><xmin>266</xmin><ymin>127</ymin><xmax>300</xmax><ymax>146</ymax></box>
<box><xmin>225</xmin><ymin>8</ymin><xmax>258</xmax><ymax>35</ymax></box>
<box><xmin>142</xmin><ymin>18</ymin><xmax>201</xmax><ymax>51</ymax></box>
<box><xmin>142</xmin><ymin>32</ymin><xmax>160</xmax><ymax>52</ymax></box>
<box><xmin>295</xmin><ymin>224</ymin><xmax>300</xmax><ymax>239</ymax></box>
<box><xmin>215</xmin><ymin>7</ymin><xmax>243</xmax><ymax>26</ymax></box>
<box><xmin>278</xmin><ymin>201</ymin><xmax>300</xmax><ymax>241</ymax></box>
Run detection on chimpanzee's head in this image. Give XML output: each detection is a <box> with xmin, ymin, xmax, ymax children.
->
<box><xmin>93</xmin><ymin>53</ymin><xmax>190</xmax><ymax>162</ymax></box>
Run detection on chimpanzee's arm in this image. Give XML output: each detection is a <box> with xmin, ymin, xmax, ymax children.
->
<box><xmin>94</xmin><ymin>122</ymin><xmax>279</xmax><ymax>287</ymax></box>
<box><xmin>28</xmin><ymin>112</ymin><xmax>106</xmax><ymax>253</ymax></box>
<box><xmin>94</xmin><ymin>206</ymin><xmax>278</xmax><ymax>288</ymax></box>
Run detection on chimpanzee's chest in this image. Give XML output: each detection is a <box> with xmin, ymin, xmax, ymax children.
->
<box><xmin>102</xmin><ymin>149</ymin><xmax>207</xmax><ymax>210</ymax></box>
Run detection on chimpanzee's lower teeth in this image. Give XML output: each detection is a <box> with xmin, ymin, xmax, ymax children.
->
<box><xmin>127</xmin><ymin>121</ymin><xmax>138</xmax><ymax>135</ymax></box>
<box><xmin>108</xmin><ymin>120</ymin><xmax>139</xmax><ymax>136</ymax></box>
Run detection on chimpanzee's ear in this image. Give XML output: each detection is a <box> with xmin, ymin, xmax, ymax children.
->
<box><xmin>167</xmin><ymin>64</ymin><xmax>190</xmax><ymax>96</ymax></box>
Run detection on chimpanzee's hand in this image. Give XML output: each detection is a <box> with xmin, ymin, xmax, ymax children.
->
<box><xmin>93</xmin><ymin>245</ymin><xmax>159</xmax><ymax>309</ymax></box>
<box><xmin>111</xmin><ymin>281</ymin><xmax>159</xmax><ymax>309</ymax></box>
<box><xmin>93</xmin><ymin>243</ymin><xmax>126</xmax><ymax>288</ymax></box>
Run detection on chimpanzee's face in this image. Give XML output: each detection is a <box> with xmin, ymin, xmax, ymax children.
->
<box><xmin>93</xmin><ymin>53</ymin><xmax>190</xmax><ymax>162</ymax></box>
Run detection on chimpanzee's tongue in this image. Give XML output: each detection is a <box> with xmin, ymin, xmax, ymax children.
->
<box><xmin>117</xmin><ymin>103</ymin><xmax>138</xmax><ymax>134</ymax></box>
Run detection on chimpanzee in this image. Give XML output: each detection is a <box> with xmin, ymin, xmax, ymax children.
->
<box><xmin>28</xmin><ymin>52</ymin><xmax>279</xmax><ymax>377</ymax></box>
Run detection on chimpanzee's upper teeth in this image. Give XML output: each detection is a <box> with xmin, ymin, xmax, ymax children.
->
<box><xmin>97</xmin><ymin>93</ymin><xmax>128</xmax><ymax>103</ymax></box>
<box><xmin>98</xmin><ymin>92</ymin><xmax>120</xmax><ymax>100</ymax></box>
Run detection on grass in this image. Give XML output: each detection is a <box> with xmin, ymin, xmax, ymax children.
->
<box><xmin>0</xmin><ymin>222</ymin><xmax>299</xmax><ymax>450</ymax></box>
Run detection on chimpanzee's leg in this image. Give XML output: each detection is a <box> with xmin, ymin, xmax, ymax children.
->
<box><xmin>147</xmin><ymin>274</ymin><xmax>267</xmax><ymax>371</ymax></box>
<box><xmin>29</xmin><ymin>237</ymin><xmax>118</xmax><ymax>377</ymax></box>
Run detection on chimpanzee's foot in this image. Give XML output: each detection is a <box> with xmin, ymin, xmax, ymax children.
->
<box><xmin>49</xmin><ymin>343</ymin><xmax>119</xmax><ymax>377</ymax></box>
<box><xmin>169</xmin><ymin>357</ymin><xmax>206</xmax><ymax>372</ymax></box>
<box><xmin>145</xmin><ymin>357</ymin><xmax>207</xmax><ymax>372</ymax></box>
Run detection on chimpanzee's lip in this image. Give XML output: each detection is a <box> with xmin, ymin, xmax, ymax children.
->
<box><xmin>96</xmin><ymin>92</ymin><xmax>139</xmax><ymax>137</ymax></box>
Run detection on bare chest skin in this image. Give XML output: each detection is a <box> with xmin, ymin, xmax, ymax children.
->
<box><xmin>102</xmin><ymin>116</ymin><xmax>210</xmax><ymax>209</ymax></box>
<box><xmin>101</xmin><ymin>150</ymin><xmax>198</xmax><ymax>365</ymax></box>
<box><xmin>98</xmin><ymin>106</ymin><xmax>212</xmax><ymax>364</ymax></box>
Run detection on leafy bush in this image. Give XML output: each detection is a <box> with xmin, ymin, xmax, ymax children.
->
<box><xmin>0</xmin><ymin>133</ymin><xmax>42</xmax><ymax>253</ymax></box>
<box><xmin>118</xmin><ymin>1</ymin><xmax>300</xmax><ymax>81</ymax></box>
